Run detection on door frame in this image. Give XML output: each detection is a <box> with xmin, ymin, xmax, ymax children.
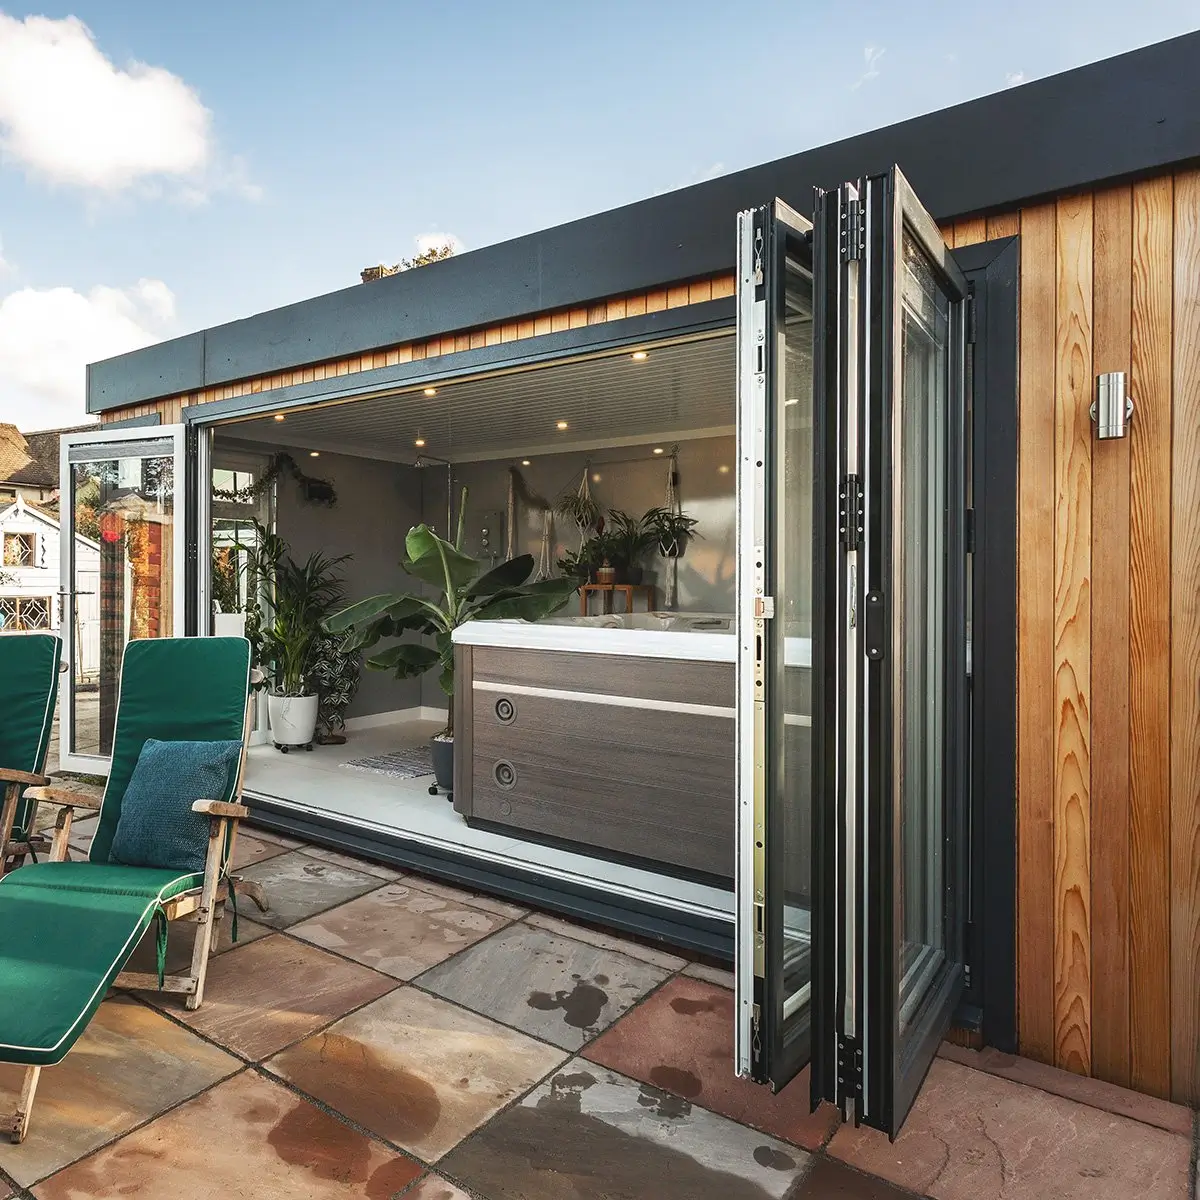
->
<box><xmin>58</xmin><ymin>423</ymin><xmax>189</xmax><ymax>775</ymax></box>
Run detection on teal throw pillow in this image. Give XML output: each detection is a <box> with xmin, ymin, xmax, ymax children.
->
<box><xmin>109</xmin><ymin>738</ymin><xmax>243</xmax><ymax>874</ymax></box>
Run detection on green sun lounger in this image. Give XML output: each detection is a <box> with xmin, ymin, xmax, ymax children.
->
<box><xmin>0</xmin><ymin>632</ymin><xmax>63</xmax><ymax>870</ymax></box>
<box><xmin>0</xmin><ymin>636</ymin><xmax>268</xmax><ymax>1144</ymax></box>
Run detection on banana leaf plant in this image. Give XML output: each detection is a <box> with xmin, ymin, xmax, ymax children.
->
<box><xmin>324</xmin><ymin>488</ymin><xmax>578</xmax><ymax>736</ymax></box>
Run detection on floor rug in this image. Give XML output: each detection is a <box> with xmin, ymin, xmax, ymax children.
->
<box><xmin>341</xmin><ymin>745</ymin><xmax>433</xmax><ymax>779</ymax></box>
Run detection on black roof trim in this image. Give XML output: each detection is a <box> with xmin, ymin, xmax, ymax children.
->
<box><xmin>89</xmin><ymin>31</ymin><xmax>1200</xmax><ymax>414</ymax></box>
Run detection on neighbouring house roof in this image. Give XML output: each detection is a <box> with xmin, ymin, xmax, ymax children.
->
<box><xmin>0</xmin><ymin>425</ymin><xmax>56</xmax><ymax>489</ymax></box>
<box><xmin>21</xmin><ymin>424</ymin><xmax>95</xmax><ymax>491</ymax></box>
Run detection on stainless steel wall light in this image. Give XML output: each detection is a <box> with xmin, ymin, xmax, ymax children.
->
<box><xmin>1091</xmin><ymin>371</ymin><xmax>1134</xmax><ymax>439</ymax></box>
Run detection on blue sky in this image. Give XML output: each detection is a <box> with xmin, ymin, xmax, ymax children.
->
<box><xmin>0</xmin><ymin>1</ymin><xmax>1196</xmax><ymax>427</ymax></box>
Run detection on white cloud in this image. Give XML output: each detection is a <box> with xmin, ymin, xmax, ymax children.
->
<box><xmin>853</xmin><ymin>45</ymin><xmax>885</xmax><ymax>90</ymax></box>
<box><xmin>0</xmin><ymin>13</ymin><xmax>255</xmax><ymax>199</ymax></box>
<box><xmin>0</xmin><ymin>279</ymin><xmax>175</xmax><ymax>425</ymax></box>
<box><xmin>1006</xmin><ymin>70</ymin><xmax>1027</xmax><ymax>86</ymax></box>
<box><xmin>414</xmin><ymin>232</ymin><xmax>466</xmax><ymax>256</ymax></box>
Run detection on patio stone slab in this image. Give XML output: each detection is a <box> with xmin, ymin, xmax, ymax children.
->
<box><xmin>152</xmin><ymin>934</ymin><xmax>396</xmax><ymax>1060</ymax></box>
<box><xmin>125</xmin><ymin>916</ymin><xmax>272</xmax><ymax>977</ymax></box>
<box><xmin>0</xmin><ymin>997</ymin><xmax>239</xmax><ymax>1187</ymax></box>
<box><xmin>523</xmin><ymin>912</ymin><xmax>688</xmax><ymax>971</ymax></box>
<box><xmin>828</xmin><ymin>1057</ymin><xmax>1193</xmax><ymax>1200</ymax></box>
<box><xmin>404</xmin><ymin>873</ymin><xmax>530</xmax><ymax>919</ymax></box>
<box><xmin>440</xmin><ymin>1058</ymin><xmax>811</xmax><ymax>1200</ymax></box>
<box><xmin>788</xmin><ymin>1156</ymin><xmax>924</xmax><ymax>1198</ymax></box>
<box><xmin>418</xmin><ymin>923</ymin><xmax>671</xmax><ymax>1050</ymax></box>
<box><xmin>584</xmin><ymin>975</ymin><xmax>839</xmax><ymax>1151</ymax></box>
<box><xmin>682</xmin><ymin>961</ymin><xmax>735</xmax><ymax>989</ymax></box>
<box><xmin>404</xmin><ymin>1175</ymin><xmax>473</xmax><ymax>1200</ymax></box>
<box><xmin>243</xmin><ymin>824</ymin><xmax>305</xmax><ymax>849</ymax></box>
<box><xmin>295</xmin><ymin>844</ymin><xmax>404</xmax><ymax>881</ymax></box>
<box><xmin>937</xmin><ymin>1043</ymin><xmax>1196</xmax><ymax>1136</ymax></box>
<box><xmin>229</xmin><ymin>832</ymin><xmax>291</xmax><ymax>870</ymax></box>
<box><xmin>234</xmin><ymin>849</ymin><xmax>385</xmax><ymax>929</ymax></box>
<box><xmin>33</xmin><ymin>1069</ymin><xmax>423</xmax><ymax>1200</ymax></box>
<box><xmin>266</xmin><ymin>986</ymin><xmax>566</xmax><ymax>1162</ymax></box>
<box><xmin>289</xmin><ymin>881</ymin><xmax>511</xmax><ymax>980</ymax></box>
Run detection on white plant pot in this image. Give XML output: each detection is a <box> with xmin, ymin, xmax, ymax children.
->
<box><xmin>268</xmin><ymin>692</ymin><xmax>319</xmax><ymax>748</ymax></box>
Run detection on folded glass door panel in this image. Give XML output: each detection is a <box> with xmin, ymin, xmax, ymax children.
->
<box><xmin>734</xmin><ymin>199</ymin><xmax>818</xmax><ymax>1090</ymax></box>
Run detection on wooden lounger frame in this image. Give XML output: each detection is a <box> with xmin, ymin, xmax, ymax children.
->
<box><xmin>3</xmin><ymin>694</ymin><xmax>268</xmax><ymax>1144</ymax></box>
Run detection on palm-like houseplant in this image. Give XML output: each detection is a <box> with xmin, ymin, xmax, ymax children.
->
<box><xmin>242</xmin><ymin>527</ymin><xmax>350</xmax><ymax>750</ymax></box>
<box><xmin>325</xmin><ymin>487</ymin><xmax>577</xmax><ymax>792</ymax></box>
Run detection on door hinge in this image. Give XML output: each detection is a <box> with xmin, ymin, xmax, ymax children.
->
<box><xmin>838</xmin><ymin>475</ymin><xmax>863</xmax><ymax>550</ymax></box>
<box><xmin>840</xmin><ymin>196</ymin><xmax>865</xmax><ymax>262</ymax></box>
<box><xmin>966</xmin><ymin>287</ymin><xmax>977</xmax><ymax>345</ymax></box>
<box><xmin>837</xmin><ymin>1035</ymin><xmax>863</xmax><ymax>1101</ymax></box>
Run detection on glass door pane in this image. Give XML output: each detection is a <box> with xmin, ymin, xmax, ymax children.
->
<box><xmin>861</xmin><ymin>167</ymin><xmax>969</xmax><ymax>1135</ymax></box>
<box><xmin>735</xmin><ymin>199</ymin><xmax>818</xmax><ymax>1090</ymax></box>
<box><xmin>59</xmin><ymin>428</ymin><xmax>186</xmax><ymax>772</ymax></box>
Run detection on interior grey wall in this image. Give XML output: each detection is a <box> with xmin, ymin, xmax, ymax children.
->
<box><xmin>419</xmin><ymin>434</ymin><xmax>736</xmax><ymax>707</ymax></box>
<box><xmin>248</xmin><ymin>440</ymin><xmax>425</xmax><ymax>720</ymax></box>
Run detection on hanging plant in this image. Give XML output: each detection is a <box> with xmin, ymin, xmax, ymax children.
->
<box><xmin>554</xmin><ymin>467</ymin><xmax>602</xmax><ymax>550</ymax></box>
<box><xmin>213</xmin><ymin>451</ymin><xmax>338</xmax><ymax>507</ymax></box>
<box><xmin>645</xmin><ymin>507</ymin><xmax>701</xmax><ymax>559</ymax></box>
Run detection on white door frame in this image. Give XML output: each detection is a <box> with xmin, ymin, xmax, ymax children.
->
<box><xmin>58</xmin><ymin>424</ymin><xmax>188</xmax><ymax>775</ymax></box>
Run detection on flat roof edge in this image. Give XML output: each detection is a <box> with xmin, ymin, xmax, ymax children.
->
<box><xmin>88</xmin><ymin>30</ymin><xmax>1200</xmax><ymax>415</ymax></box>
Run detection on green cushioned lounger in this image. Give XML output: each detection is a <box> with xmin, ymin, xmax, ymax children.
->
<box><xmin>0</xmin><ymin>636</ymin><xmax>262</xmax><ymax>1144</ymax></box>
<box><xmin>0</xmin><ymin>632</ymin><xmax>63</xmax><ymax>866</ymax></box>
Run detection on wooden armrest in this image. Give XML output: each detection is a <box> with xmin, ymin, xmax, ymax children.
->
<box><xmin>24</xmin><ymin>785</ymin><xmax>103</xmax><ymax>810</ymax></box>
<box><xmin>192</xmin><ymin>799</ymin><xmax>249</xmax><ymax>819</ymax></box>
<box><xmin>0</xmin><ymin>768</ymin><xmax>51</xmax><ymax>787</ymax></box>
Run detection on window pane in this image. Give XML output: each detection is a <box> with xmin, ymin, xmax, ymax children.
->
<box><xmin>896</xmin><ymin>231</ymin><xmax>950</xmax><ymax>1035</ymax></box>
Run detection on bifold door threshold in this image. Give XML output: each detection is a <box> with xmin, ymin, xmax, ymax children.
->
<box><xmin>245</xmin><ymin>794</ymin><xmax>734</xmax><ymax>963</ymax></box>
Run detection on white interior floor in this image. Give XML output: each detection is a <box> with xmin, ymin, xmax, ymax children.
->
<box><xmin>244</xmin><ymin>717</ymin><xmax>735</xmax><ymax>923</ymax></box>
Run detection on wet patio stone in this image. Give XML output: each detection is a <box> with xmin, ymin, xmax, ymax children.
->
<box><xmin>583</xmin><ymin>974</ymin><xmax>840</xmax><ymax>1151</ymax></box>
<box><xmin>828</xmin><ymin>1057</ymin><xmax>1193</xmax><ymax>1200</ymax></box>
<box><xmin>440</xmin><ymin>1058</ymin><xmax>811</xmax><ymax>1200</ymax></box>
<box><xmin>0</xmin><ymin>997</ymin><xmax>239</xmax><ymax>1188</ymax></box>
<box><xmin>233</xmin><ymin>849</ymin><xmax>385</xmax><ymax>929</ymax></box>
<box><xmin>289</xmin><ymin>881</ymin><xmax>511</xmax><ymax>980</ymax></box>
<box><xmin>151</xmin><ymin>933</ymin><xmax>396</xmax><ymax>1060</ymax></box>
<box><xmin>417</xmin><ymin>922</ymin><xmax>672</xmax><ymax>1051</ymax></box>
<box><xmin>266</xmin><ymin>986</ymin><xmax>566</xmax><ymax>1162</ymax></box>
<box><xmin>787</xmin><ymin>1156</ymin><xmax>925</xmax><ymax>1198</ymax></box>
<box><xmin>32</xmin><ymin>1069</ymin><xmax>423</xmax><ymax>1200</ymax></box>
<box><xmin>403</xmin><ymin>1174</ymin><xmax>474</xmax><ymax>1199</ymax></box>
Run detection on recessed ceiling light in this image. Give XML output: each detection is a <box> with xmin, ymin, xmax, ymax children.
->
<box><xmin>653</xmin><ymin>447</ymin><xmax>664</xmax><ymax>455</ymax></box>
<box><xmin>309</xmin><ymin>451</ymin><xmax>320</xmax><ymax>458</ymax></box>
<box><xmin>556</xmin><ymin>420</ymin><xmax>568</xmax><ymax>430</ymax></box>
<box><xmin>273</xmin><ymin>413</ymin><xmax>285</xmax><ymax>422</ymax></box>
<box><xmin>424</xmin><ymin>387</ymin><xmax>438</xmax><ymax>397</ymax></box>
<box><xmin>414</xmin><ymin>437</ymin><xmax>426</xmax><ymax>447</ymax></box>
<box><xmin>631</xmin><ymin>350</ymin><xmax>649</xmax><ymax>361</ymax></box>
<box><xmin>521</xmin><ymin>459</ymin><xmax>531</xmax><ymax>466</ymax></box>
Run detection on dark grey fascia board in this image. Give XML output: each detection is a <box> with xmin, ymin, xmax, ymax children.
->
<box><xmin>183</xmin><ymin>299</ymin><xmax>734</xmax><ymax>424</ymax></box>
<box><xmin>91</xmin><ymin>31</ymin><xmax>1200</xmax><ymax>415</ymax></box>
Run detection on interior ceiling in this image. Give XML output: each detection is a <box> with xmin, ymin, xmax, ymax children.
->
<box><xmin>221</xmin><ymin>334</ymin><xmax>735</xmax><ymax>464</ymax></box>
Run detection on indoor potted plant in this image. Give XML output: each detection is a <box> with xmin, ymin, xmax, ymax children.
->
<box><xmin>646</xmin><ymin>507</ymin><xmax>701</xmax><ymax>559</ymax></box>
<box><xmin>243</xmin><ymin>528</ymin><xmax>350</xmax><ymax>751</ymax></box>
<box><xmin>607</xmin><ymin>508</ymin><xmax>657</xmax><ymax>584</ymax></box>
<box><xmin>325</xmin><ymin>487</ymin><xmax>577</xmax><ymax>795</ymax></box>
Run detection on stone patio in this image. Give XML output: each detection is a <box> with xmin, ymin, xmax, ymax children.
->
<box><xmin>1</xmin><ymin>823</ymin><xmax>1195</xmax><ymax>1199</ymax></box>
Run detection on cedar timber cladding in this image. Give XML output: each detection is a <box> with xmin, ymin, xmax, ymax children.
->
<box><xmin>949</xmin><ymin>167</ymin><xmax>1200</xmax><ymax>1104</ymax></box>
<box><xmin>97</xmin><ymin>274</ymin><xmax>736</xmax><ymax>426</ymax></box>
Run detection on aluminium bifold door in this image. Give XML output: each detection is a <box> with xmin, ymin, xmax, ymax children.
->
<box><xmin>735</xmin><ymin>167</ymin><xmax>972</xmax><ymax>1138</ymax></box>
